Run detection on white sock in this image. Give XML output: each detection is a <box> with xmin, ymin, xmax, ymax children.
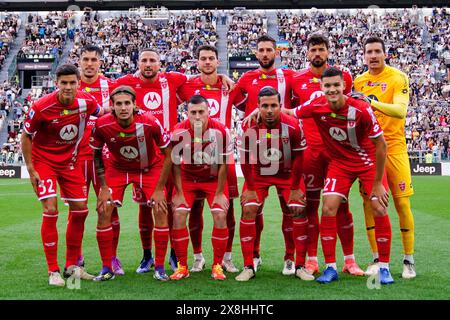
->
<box><xmin>308</xmin><ymin>256</ymin><xmax>318</xmax><ymax>262</ymax></box>
<box><xmin>194</xmin><ymin>253</ymin><xmax>204</xmax><ymax>260</ymax></box>
<box><xmin>404</xmin><ymin>255</ymin><xmax>414</xmax><ymax>264</ymax></box>
<box><xmin>379</xmin><ymin>262</ymin><xmax>389</xmax><ymax>270</ymax></box>
<box><xmin>372</xmin><ymin>252</ymin><xmax>379</xmax><ymax>261</ymax></box>
<box><xmin>223</xmin><ymin>252</ymin><xmax>232</xmax><ymax>261</ymax></box>
<box><xmin>344</xmin><ymin>254</ymin><xmax>355</xmax><ymax>261</ymax></box>
<box><xmin>326</xmin><ymin>263</ymin><xmax>337</xmax><ymax>270</ymax></box>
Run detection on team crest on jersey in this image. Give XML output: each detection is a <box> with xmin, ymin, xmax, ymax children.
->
<box><xmin>120</xmin><ymin>146</ymin><xmax>139</xmax><ymax>159</ymax></box>
<box><xmin>329</xmin><ymin>127</ymin><xmax>347</xmax><ymax>141</ymax></box>
<box><xmin>143</xmin><ymin>92</ymin><xmax>162</xmax><ymax>110</ymax></box>
<box><xmin>348</xmin><ymin>120</ymin><xmax>356</xmax><ymax>128</ymax></box>
<box><xmin>60</xmin><ymin>124</ymin><xmax>78</xmax><ymax>140</ymax></box>
<box><xmin>282</xmin><ymin>136</ymin><xmax>289</xmax><ymax>144</ymax></box>
<box><xmin>160</xmin><ymin>77</ymin><xmax>168</xmax><ymax>89</ymax></box>
<box><xmin>138</xmin><ymin>136</ymin><xmax>145</xmax><ymax>143</ymax></box>
<box><xmin>398</xmin><ymin>181</ymin><xmax>406</xmax><ymax>192</ymax></box>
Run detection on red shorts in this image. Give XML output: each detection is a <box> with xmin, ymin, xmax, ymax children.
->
<box><xmin>242</xmin><ymin>174</ymin><xmax>305</xmax><ymax>208</ymax></box>
<box><xmin>33</xmin><ymin>161</ymin><xmax>87</xmax><ymax>202</ymax></box>
<box><xmin>174</xmin><ymin>179</ymin><xmax>229</xmax><ymax>212</ymax></box>
<box><xmin>323</xmin><ymin>161</ymin><xmax>389</xmax><ymax>202</ymax></box>
<box><xmin>106</xmin><ymin>165</ymin><xmax>163</xmax><ymax>207</ymax></box>
<box><xmin>303</xmin><ymin>147</ymin><xmax>330</xmax><ymax>192</ymax></box>
<box><xmin>132</xmin><ymin>170</ymin><xmax>174</xmax><ymax>205</ymax></box>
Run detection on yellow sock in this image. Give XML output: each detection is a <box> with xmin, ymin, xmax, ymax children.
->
<box><xmin>363</xmin><ymin>198</ymin><xmax>378</xmax><ymax>256</ymax></box>
<box><xmin>393</xmin><ymin>196</ymin><xmax>415</xmax><ymax>255</ymax></box>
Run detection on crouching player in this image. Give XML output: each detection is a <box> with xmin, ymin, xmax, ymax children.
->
<box><xmin>293</xmin><ymin>67</ymin><xmax>394</xmax><ymax>284</ymax></box>
<box><xmin>90</xmin><ymin>85</ymin><xmax>173</xmax><ymax>281</ymax></box>
<box><xmin>170</xmin><ymin>95</ymin><xmax>232</xmax><ymax>281</ymax></box>
<box><xmin>236</xmin><ymin>86</ymin><xmax>312</xmax><ymax>282</ymax></box>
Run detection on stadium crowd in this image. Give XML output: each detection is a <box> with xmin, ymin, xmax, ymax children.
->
<box><xmin>0</xmin><ymin>13</ymin><xmax>20</xmax><ymax>69</ymax></box>
<box><xmin>1</xmin><ymin>8</ymin><xmax>449</xmax><ymax>165</ymax></box>
<box><xmin>67</xmin><ymin>9</ymin><xmax>219</xmax><ymax>77</ymax></box>
<box><xmin>18</xmin><ymin>12</ymin><xmax>69</xmax><ymax>60</ymax></box>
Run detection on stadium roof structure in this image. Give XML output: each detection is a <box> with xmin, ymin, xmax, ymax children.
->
<box><xmin>0</xmin><ymin>0</ymin><xmax>447</xmax><ymax>10</ymax></box>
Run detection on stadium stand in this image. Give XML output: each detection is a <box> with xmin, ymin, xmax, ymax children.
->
<box><xmin>0</xmin><ymin>7</ymin><xmax>448</xmax><ymax>165</ymax></box>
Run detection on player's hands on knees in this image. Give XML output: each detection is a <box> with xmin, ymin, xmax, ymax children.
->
<box><xmin>151</xmin><ymin>189</ymin><xmax>168</xmax><ymax>214</ymax></box>
<box><xmin>213</xmin><ymin>192</ymin><xmax>229</xmax><ymax>212</ymax></box>
<box><xmin>240</xmin><ymin>189</ymin><xmax>259</xmax><ymax>206</ymax></box>
<box><xmin>242</xmin><ymin>109</ymin><xmax>260</xmax><ymax>127</ymax></box>
<box><xmin>28</xmin><ymin>169</ymin><xmax>41</xmax><ymax>194</ymax></box>
<box><xmin>97</xmin><ymin>186</ymin><xmax>112</xmax><ymax>215</ymax></box>
<box><xmin>172</xmin><ymin>193</ymin><xmax>188</xmax><ymax>211</ymax></box>
<box><xmin>370</xmin><ymin>183</ymin><xmax>389</xmax><ymax>208</ymax></box>
<box><xmin>288</xmin><ymin>189</ymin><xmax>306</xmax><ymax>217</ymax></box>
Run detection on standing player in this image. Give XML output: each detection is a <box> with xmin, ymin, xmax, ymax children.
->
<box><xmin>77</xmin><ymin>45</ymin><xmax>125</xmax><ymax>275</ymax></box>
<box><xmin>294</xmin><ymin>67</ymin><xmax>394</xmax><ymax>284</ymax></box>
<box><xmin>235</xmin><ymin>35</ymin><xmax>297</xmax><ymax>274</ymax></box>
<box><xmin>21</xmin><ymin>64</ymin><xmax>103</xmax><ymax>286</ymax></box>
<box><xmin>236</xmin><ymin>87</ymin><xmax>312</xmax><ymax>282</ymax></box>
<box><xmin>354</xmin><ymin>36</ymin><xmax>416</xmax><ymax>279</ymax></box>
<box><xmin>170</xmin><ymin>95</ymin><xmax>232</xmax><ymax>281</ymax></box>
<box><xmin>90</xmin><ymin>86</ymin><xmax>173</xmax><ymax>281</ymax></box>
<box><xmin>115</xmin><ymin>49</ymin><xmax>187</xmax><ymax>273</ymax></box>
<box><xmin>290</xmin><ymin>34</ymin><xmax>363</xmax><ymax>276</ymax></box>
<box><xmin>177</xmin><ymin>45</ymin><xmax>246</xmax><ymax>273</ymax></box>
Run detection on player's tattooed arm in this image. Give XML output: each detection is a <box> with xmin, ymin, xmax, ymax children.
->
<box><xmin>94</xmin><ymin>148</ymin><xmax>111</xmax><ymax>214</ymax></box>
<box><xmin>21</xmin><ymin>132</ymin><xmax>40</xmax><ymax>193</ymax></box>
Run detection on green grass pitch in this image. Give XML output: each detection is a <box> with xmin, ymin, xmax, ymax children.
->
<box><xmin>0</xmin><ymin>176</ymin><xmax>449</xmax><ymax>300</ymax></box>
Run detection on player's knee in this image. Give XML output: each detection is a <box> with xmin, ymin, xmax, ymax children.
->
<box><xmin>241</xmin><ymin>205</ymin><xmax>258</xmax><ymax>220</ymax></box>
<box><xmin>173</xmin><ymin>210</ymin><xmax>188</xmax><ymax>228</ymax></box>
<box><xmin>212</xmin><ymin>211</ymin><xmax>227</xmax><ymax>228</ymax></box>
<box><xmin>322</xmin><ymin>204</ymin><xmax>338</xmax><ymax>217</ymax></box>
<box><xmin>371</xmin><ymin>204</ymin><xmax>387</xmax><ymax>217</ymax></box>
<box><xmin>68</xmin><ymin>201</ymin><xmax>87</xmax><ymax>211</ymax></box>
<box><xmin>45</xmin><ymin>206</ymin><xmax>58</xmax><ymax>214</ymax></box>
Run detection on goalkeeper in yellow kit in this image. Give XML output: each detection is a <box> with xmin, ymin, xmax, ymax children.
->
<box><xmin>354</xmin><ymin>36</ymin><xmax>416</xmax><ymax>279</ymax></box>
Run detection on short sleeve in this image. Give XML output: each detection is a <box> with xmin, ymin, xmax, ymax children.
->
<box><xmin>89</xmin><ymin>124</ymin><xmax>104</xmax><ymax>150</ymax></box>
<box><xmin>152</xmin><ymin>118</ymin><xmax>171</xmax><ymax>149</ymax></box>
<box><xmin>23</xmin><ymin>104</ymin><xmax>40</xmax><ymax>135</ymax></box>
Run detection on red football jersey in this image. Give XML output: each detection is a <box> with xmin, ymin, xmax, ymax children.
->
<box><xmin>90</xmin><ymin>112</ymin><xmax>170</xmax><ymax>172</ymax></box>
<box><xmin>24</xmin><ymin>90</ymin><xmax>100</xmax><ymax>166</ymax></box>
<box><xmin>177</xmin><ymin>77</ymin><xmax>246</xmax><ymax>128</ymax></box>
<box><xmin>78</xmin><ymin>75</ymin><xmax>117</xmax><ymax>160</ymax></box>
<box><xmin>292</xmin><ymin>65</ymin><xmax>353</xmax><ymax>148</ymax></box>
<box><xmin>239</xmin><ymin>112</ymin><xmax>307</xmax><ymax>177</ymax></box>
<box><xmin>236</xmin><ymin>68</ymin><xmax>296</xmax><ymax>116</ymax></box>
<box><xmin>295</xmin><ymin>96</ymin><xmax>383</xmax><ymax>170</ymax></box>
<box><xmin>171</xmin><ymin>118</ymin><xmax>232</xmax><ymax>182</ymax></box>
<box><xmin>116</xmin><ymin>72</ymin><xmax>187</xmax><ymax>130</ymax></box>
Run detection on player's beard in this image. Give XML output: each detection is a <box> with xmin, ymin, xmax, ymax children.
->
<box><xmin>310</xmin><ymin>58</ymin><xmax>326</xmax><ymax>68</ymax></box>
<box><xmin>200</xmin><ymin>67</ymin><xmax>217</xmax><ymax>76</ymax></box>
<box><xmin>141</xmin><ymin>69</ymin><xmax>158</xmax><ymax>80</ymax></box>
<box><xmin>259</xmin><ymin>58</ymin><xmax>275</xmax><ymax>69</ymax></box>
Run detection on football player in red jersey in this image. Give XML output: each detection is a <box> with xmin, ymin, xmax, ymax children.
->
<box><xmin>235</xmin><ymin>87</ymin><xmax>312</xmax><ymax>282</ymax></box>
<box><xmin>75</xmin><ymin>45</ymin><xmax>126</xmax><ymax>276</ymax></box>
<box><xmin>289</xmin><ymin>34</ymin><xmax>363</xmax><ymax>276</ymax></box>
<box><xmin>177</xmin><ymin>45</ymin><xmax>246</xmax><ymax>274</ymax></box>
<box><xmin>170</xmin><ymin>95</ymin><xmax>232</xmax><ymax>281</ymax></box>
<box><xmin>293</xmin><ymin>67</ymin><xmax>394</xmax><ymax>285</ymax></box>
<box><xmin>235</xmin><ymin>35</ymin><xmax>298</xmax><ymax>274</ymax></box>
<box><xmin>116</xmin><ymin>49</ymin><xmax>187</xmax><ymax>273</ymax></box>
<box><xmin>91</xmin><ymin>86</ymin><xmax>173</xmax><ymax>281</ymax></box>
<box><xmin>21</xmin><ymin>64</ymin><xmax>105</xmax><ymax>286</ymax></box>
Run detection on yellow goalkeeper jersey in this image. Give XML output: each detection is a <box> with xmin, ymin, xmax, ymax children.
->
<box><xmin>354</xmin><ymin>65</ymin><xmax>410</xmax><ymax>155</ymax></box>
